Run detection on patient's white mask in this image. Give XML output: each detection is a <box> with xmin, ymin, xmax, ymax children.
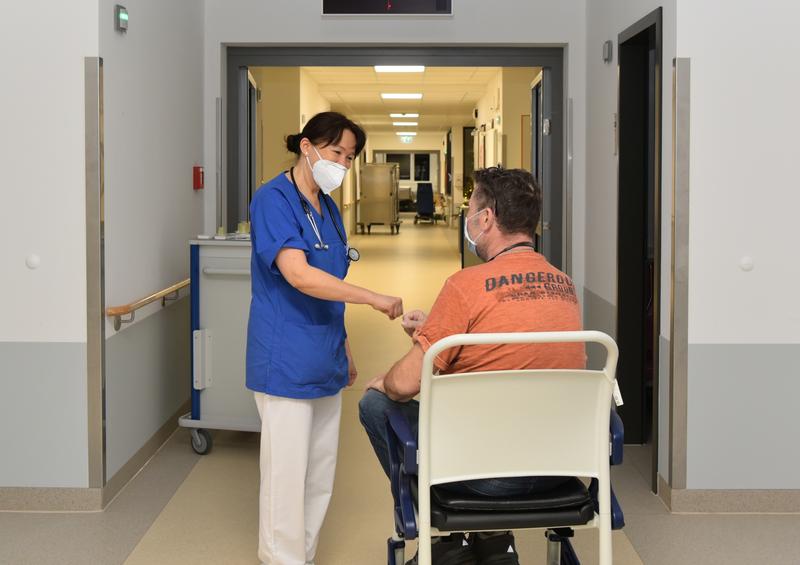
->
<box><xmin>306</xmin><ymin>145</ymin><xmax>347</xmax><ymax>195</ymax></box>
<box><xmin>464</xmin><ymin>208</ymin><xmax>487</xmax><ymax>258</ymax></box>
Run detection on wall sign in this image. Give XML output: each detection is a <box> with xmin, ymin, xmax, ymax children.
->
<box><xmin>323</xmin><ymin>0</ymin><xmax>452</xmax><ymax>15</ymax></box>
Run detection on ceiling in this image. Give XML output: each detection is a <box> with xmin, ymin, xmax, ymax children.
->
<box><xmin>302</xmin><ymin>66</ymin><xmax>503</xmax><ymax>134</ymax></box>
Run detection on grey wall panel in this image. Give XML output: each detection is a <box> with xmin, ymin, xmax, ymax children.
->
<box><xmin>583</xmin><ymin>287</ymin><xmax>616</xmax><ymax>370</ymax></box>
<box><xmin>658</xmin><ymin>334</ymin><xmax>671</xmax><ymax>479</ymax></box>
<box><xmin>105</xmin><ymin>299</ymin><xmax>190</xmax><ymax>479</ymax></box>
<box><xmin>0</xmin><ymin>343</ymin><xmax>88</xmax><ymax>487</ymax></box>
<box><xmin>687</xmin><ymin>343</ymin><xmax>800</xmax><ymax>489</ymax></box>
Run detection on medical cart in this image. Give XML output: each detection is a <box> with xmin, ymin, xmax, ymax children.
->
<box><xmin>179</xmin><ymin>239</ymin><xmax>260</xmax><ymax>454</ymax></box>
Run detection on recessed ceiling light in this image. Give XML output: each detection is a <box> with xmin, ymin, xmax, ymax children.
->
<box><xmin>390</xmin><ymin>113</ymin><xmax>420</xmax><ymax>118</ymax></box>
<box><xmin>392</xmin><ymin>121</ymin><xmax>418</xmax><ymax>126</ymax></box>
<box><xmin>381</xmin><ymin>93</ymin><xmax>423</xmax><ymax>100</ymax></box>
<box><xmin>375</xmin><ymin>65</ymin><xmax>425</xmax><ymax>73</ymax></box>
<box><xmin>395</xmin><ymin>131</ymin><xmax>418</xmax><ymax>136</ymax></box>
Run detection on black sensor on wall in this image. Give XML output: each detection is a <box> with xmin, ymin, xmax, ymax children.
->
<box><xmin>323</xmin><ymin>0</ymin><xmax>452</xmax><ymax>15</ymax></box>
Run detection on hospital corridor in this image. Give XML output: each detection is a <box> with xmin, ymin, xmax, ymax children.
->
<box><xmin>3</xmin><ymin>220</ymin><xmax>800</xmax><ymax>564</ymax></box>
<box><xmin>3</xmin><ymin>2</ymin><xmax>800</xmax><ymax>565</ymax></box>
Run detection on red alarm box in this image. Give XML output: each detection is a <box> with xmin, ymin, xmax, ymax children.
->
<box><xmin>193</xmin><ymin>166</ymin><xmax>204</xmax><ymax>190</ymax></box>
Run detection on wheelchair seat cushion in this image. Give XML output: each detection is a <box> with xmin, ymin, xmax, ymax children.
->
<box><xmin>413</xmin><ymin>478</ymin><xmax>596</xmax><ymax>531</ymax></box>
<box><xmin>431</xmin><ymin>477</ymin><xmax>591</xmax><ymax>511</ymax></box>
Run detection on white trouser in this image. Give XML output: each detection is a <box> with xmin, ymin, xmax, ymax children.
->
<box><xmin>254</xmin><ymin>391</ymin><xmax>342</xmax><ymax>565</ymax></box>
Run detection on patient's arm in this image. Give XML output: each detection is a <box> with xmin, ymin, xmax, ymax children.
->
<box><xmin>383</xmin><ymin>343</ymin><xmax>425</xmax><ymax>402</ymax></box>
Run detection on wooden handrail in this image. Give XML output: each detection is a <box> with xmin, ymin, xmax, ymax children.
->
<box><xmin>106</xmin><ymin>278</ymin><xmax>190</xmax><ymax>330</ymax></box>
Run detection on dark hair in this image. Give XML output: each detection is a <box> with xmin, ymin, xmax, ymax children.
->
<box><xmin>472</xmin><ymin>167</ymin><xmax>542</xmax><ymax>238</ymax></box>
<box><xmin>285</xmin><ymin>111</ymin><xmax>367</xmax><ymax>156</ymax></box>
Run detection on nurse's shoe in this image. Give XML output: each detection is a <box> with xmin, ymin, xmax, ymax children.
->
<box><xmin>405</xmin><ymin>533</ymin><xmax>477</xmax><ymax>565</ymax></box>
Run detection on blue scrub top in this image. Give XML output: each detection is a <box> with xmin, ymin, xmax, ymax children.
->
<box><xmin>246</xmin><ymin>172</ymin><xmax>350</xmax><ymax>399</ymax></box>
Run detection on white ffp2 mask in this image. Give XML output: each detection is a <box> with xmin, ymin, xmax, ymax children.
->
<box><xmin>306</xmin><ymin>146</ymin><xmax>347</xmax><ymax>194</ymax></box>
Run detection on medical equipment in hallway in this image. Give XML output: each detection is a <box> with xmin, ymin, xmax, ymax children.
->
<box><xmin>357</xmin><ymin>162</ymin><xmax>401</xmax><ymax>234</ymax></box>
<box><xmin>179</xmin><ymin>239</ymin><xmax>260</xmax><ymax>454</ymax></box>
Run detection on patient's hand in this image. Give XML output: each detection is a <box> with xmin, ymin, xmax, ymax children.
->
<box><xmin>364</xmin><ymin>374</ymin><xmax>387</xmax><ymax>395</ymax></box>
<box><xmin>401</xmin><ymin>309</ymin><xmax>427</xmax><ymax>337</ymax></box>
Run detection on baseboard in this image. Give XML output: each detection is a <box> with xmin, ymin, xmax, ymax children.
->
<box><xmin>0</xmin><ymin>400</ymin><xmax>189</xmax><ymax>512</ymax></box>
<box><xmin>658</xmin><ymin>473</ymin><xmax>800</xmax><ymax>514</ymax></box>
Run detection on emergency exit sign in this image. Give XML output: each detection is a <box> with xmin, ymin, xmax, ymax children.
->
<box><xmin>323</xmin><ymin>0</ymin><xmax>452</xmax><ymax>15</ymax></box>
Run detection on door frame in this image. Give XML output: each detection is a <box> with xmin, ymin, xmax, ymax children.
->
<box><xmin>223</xmin><ymin>46</ymin><xmax>568</xmax><ymax>271</ymax></box>
<box><xmin>617</xmin><ymin>7</ymin><xmax>663</xmax><ymax>492</ymax></box>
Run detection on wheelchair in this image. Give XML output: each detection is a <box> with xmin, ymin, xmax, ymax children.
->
<box><xmin>383</xmin><ymin>331</ymin><xmax>625</xmax><ymax>565</ymax></box>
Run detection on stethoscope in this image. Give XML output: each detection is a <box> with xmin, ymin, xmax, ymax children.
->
<box><xmin>289</xmin><ymin>168</ymin><xmax>360</xmax><ymax>262</ymax></box>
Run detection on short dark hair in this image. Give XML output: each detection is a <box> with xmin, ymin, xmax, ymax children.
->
<box><xmin>286</xmin><ymin>111</ymin><xmax>367</xmax><ymax>156</ymax></box>
<box><xmin>472</xmin><ymin>167</ymin><xmax>542</xmax><ymax>238</ymax></box>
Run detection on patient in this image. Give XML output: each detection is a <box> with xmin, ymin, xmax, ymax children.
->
<box><xmin>359</xmin><ymin>167</ymin><xmax>586</xmax><ymax>565</ymax></box>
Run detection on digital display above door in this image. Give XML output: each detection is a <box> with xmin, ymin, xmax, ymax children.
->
<box><xmin>323</xmin><ymin>0</ymin><xmax>452</xmax><ymax>15</ymax></box>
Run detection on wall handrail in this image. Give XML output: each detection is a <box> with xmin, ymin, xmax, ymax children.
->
<box><xmin>106</xmin><ymin>278</ymin><xmax>190</xmax><ymax>330</ymax></box>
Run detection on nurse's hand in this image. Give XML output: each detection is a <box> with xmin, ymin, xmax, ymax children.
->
<box><xmin>370</xmin><ymin>293</ymin><xmax>403</xmax><ymax>320</ymax></box>
<box><xmin>347</xmin><ymin>356</ymin><xmax>358</xmax><ymax>386</ymax></box>
<box><xmin>401</xmin><ymin>310</ymin><xmax>427</xmax><ymax>337</ymax></box>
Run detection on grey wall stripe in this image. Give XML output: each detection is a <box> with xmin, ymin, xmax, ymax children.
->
<box><xmin>0</xmin><ymin>343</ymin><xmax>89</xmax><ymax>487</ymax></box>
<box><xmin>105</xmin><ymin>298</ymin><xmax>191</xmax><ymax>479</ymax></box>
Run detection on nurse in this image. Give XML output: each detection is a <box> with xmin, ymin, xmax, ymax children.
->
<box><xmin>247</xmin><ymin>111</ymin><xmax>403</xmax><ymax>565</ymax></box>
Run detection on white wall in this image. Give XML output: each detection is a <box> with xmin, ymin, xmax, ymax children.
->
<box><xmin>450</xmin><ymin>122</ymin><xmax>468</xmax><ymax>207</ymax></box>
<box><xmin>474</xmin><ymin>70</ymin><xmax>503</xmax><ymax>167</ymax></box>
<box><xmin>502</xmin><ymin>68</ymin><xmax>539</xmax><ymax>170</ymax></box>
<box><xmin>677</xmin><ymin>4</ymin><xmax>800</xmax><ymax>489</ymax></box>
<box><xmin>678</xmin><ymin>4</ymin><xmax>800</xmax><ymax>345</ymax></box>
<box><xmin>300</xmin><ymin>70</ymin><xmax>331</xmax><ymax>130</ymax></box>
<box><xmin>0</xmin><ymin>2</ymin><xmax>99</xmax><ymax>343</ymax></box>
<box><xmin>202</xmin><ymin>0</ymin><xmax>588</xmax><ymax>293</ymax></box>
<box><xmin>252</xmin><ymin>68</ymin><xmax>300</xmax><ymax>186</ymax></box>
<box><xmin>100</xmin><ymin>0</ymin><xmax>204</xmax><ymax>334</ymax></box>
<box><xmin>99</xmin><ymin>0</ymin><xmax>204</xmax><ymax>485</ymax></box>
<box><xmin>584</xmin><ymin>1</ymin><xmax>677</xmax><ymax>331</ymax></box>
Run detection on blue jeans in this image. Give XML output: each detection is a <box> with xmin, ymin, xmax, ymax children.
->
<box><xmin>358</xmin><ymin>389</ymin><xmax>567</xmax><ymax>497</ymax></box>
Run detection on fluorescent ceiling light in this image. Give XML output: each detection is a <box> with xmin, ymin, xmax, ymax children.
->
<box><xmin>390</xmin><ymin>113</ymin><xmax>419</xmax><ymax>118</ymax></box>
<box><xmin>381</xmin><ymin>93</ymin><xmax>423</xmax><ymax>100</ymax></box>
<box><xmin>393</xmin><ymin>121</ymin><xmax>418</xmax><ymax>126</ymax></box>
<box><xmin>395</xmin><ymin>132</ymin><xmax>418</xmax><ymax>136</ymax></box>
<box><xmin>374</xmin><ymin>65</ymin><xmax>426</xmax><ymax>73</ymax></box>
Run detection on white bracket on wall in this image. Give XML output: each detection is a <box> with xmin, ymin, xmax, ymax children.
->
<box><xmin>193</xmin><ymin>329</ymin><xmax>213</xmax><ymax>390</ymax></box>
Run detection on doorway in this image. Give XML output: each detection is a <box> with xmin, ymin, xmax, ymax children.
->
<box><xmin>224</xmin><ymin>47</ymin><xmax>567</xmax><ymax>272</ymax></box>
<box><xmin>616</xmin><ymin>8</ymin><xmax>662</xmax><ymax>491</ymax></box>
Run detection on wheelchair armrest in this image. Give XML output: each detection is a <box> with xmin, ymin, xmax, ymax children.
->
<box><xmin>386</xmin><ymin>408</ymin><xmax>418</xmax><ymax>475</ymax></box>
<box><xmin>610</xmin><ymin>409</ymin><xmax>624</xmax><ymax>466</ymax></box>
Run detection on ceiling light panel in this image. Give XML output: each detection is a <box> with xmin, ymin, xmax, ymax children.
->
<box><xmin>390</xmin><ymin>113</ymin><xmax>420</xmax><ymax>118</ymax></box>
<box><xmin>374</xmin><ymin>65</ymin><xmax>425</xmax><ymax>73</ymax></box>
<box><xmin>381</xmin><ymin>93</ymin><xmax>423</xmax><ymax>100</ymax></box>
<box><xmin>392</xmin><ymin>121</ymin><xmax>418</xmax><ymax>126</ymax></box>
<box><xmin>395</xmin><ymin>132</ymin><xmax>417</xmax><ymax>136</ymax></box>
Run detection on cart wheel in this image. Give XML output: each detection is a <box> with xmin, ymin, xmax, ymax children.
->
<box><xmin>191</xmin><ymin>429</ymin><xmax>212</xmax><ymax>455</ymax></box>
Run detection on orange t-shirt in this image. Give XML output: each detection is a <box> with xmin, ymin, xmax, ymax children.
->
<box><xmin>414</xmin><ymin>251</ymin><xmax>586</xmax><ymax>374</ymax></box>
